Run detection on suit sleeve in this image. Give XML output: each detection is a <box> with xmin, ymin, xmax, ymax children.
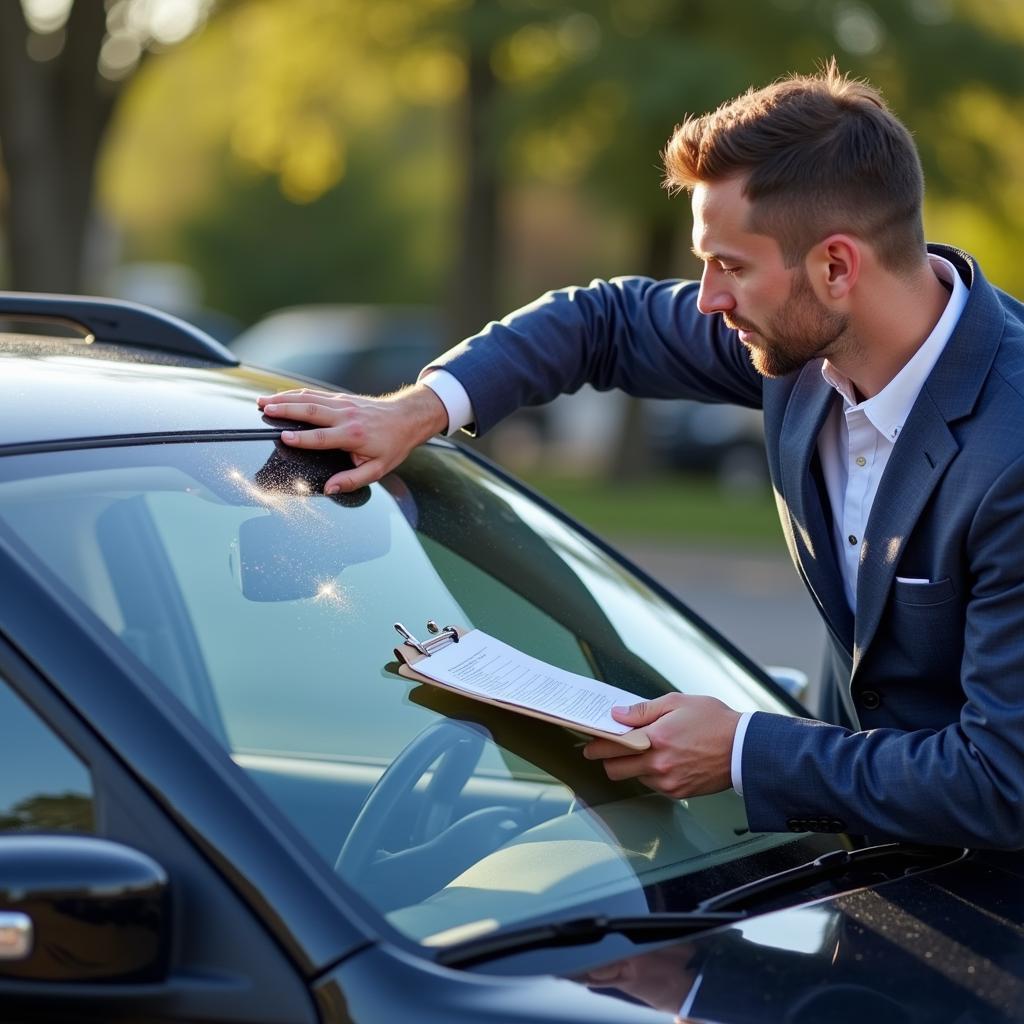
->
<box><xmin>427</xmin><ymin>277</ymin><xmax>763</xmax><ymax>435</ymax></box>
<box><xmin>741</xmin><ymin>452</ymin><xmax>1024</xmax><ymax>850</ymax></box>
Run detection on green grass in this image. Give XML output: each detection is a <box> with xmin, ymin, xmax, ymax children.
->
<box><xmin>517</xmin><ymin>471</ymin><xmax>784</xmax><ymax>546</ymax></box>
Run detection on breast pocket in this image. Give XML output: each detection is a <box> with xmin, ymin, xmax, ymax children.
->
<box><xmin>883</xmin><ymin>577</ymin><xmax>962</xmax><ymax>689</ymax></box>
<box><xmin>892</xmin><ymin>576</ymin><xmax>956</xmax><ymax>607</ymax></box>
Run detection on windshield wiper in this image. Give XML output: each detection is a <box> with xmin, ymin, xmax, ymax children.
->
<box><xmin>436</xmin><ymin>844</ymin><xmax>963</xmax><ymax>969</ymax></box>
<box><xmin>434</xmin><ymin>910</ymin><xmax>743</xmax><ymax>969</ymax></box>
<box><xmin>697</xmin><ymin>842</ymin><xmax>965</xmax><ymax>914</ymax></box>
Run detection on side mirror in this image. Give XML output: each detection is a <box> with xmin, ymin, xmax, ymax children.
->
<box><xmin>0</xmin><ymin>835</ymin><xmax>169</xmax><ymax>982</ymax></box>
<box><xmin>766</xmin><ymin>665</ymin><xmax>810</xmax><ymax>704</ymax></box>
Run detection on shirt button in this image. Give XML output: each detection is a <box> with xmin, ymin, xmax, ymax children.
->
<box><xmin>855</xmin><ymin>456</ymin><xmax>867</xmax><ymax>467</ymax></box>
<box><xmin>848</xmin><ymin>535</ymin><xmax>858</xmax><ymax>545</ymax></box>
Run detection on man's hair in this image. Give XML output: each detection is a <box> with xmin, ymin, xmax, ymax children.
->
<box><xmin>662</xmin><ymin>62</ymin><xmax>925</xmax><ymax>273</ymax></box>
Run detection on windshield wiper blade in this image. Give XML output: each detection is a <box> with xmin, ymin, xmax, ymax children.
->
<box><xmin>697</xmin><ymin>842</ymin><xmax>965</xmax><ymax>914</ymax></box>
<box><xmin>433</xmin><ymin>910</ymin><xmax>744</xmax><ymax>969</ymax></box>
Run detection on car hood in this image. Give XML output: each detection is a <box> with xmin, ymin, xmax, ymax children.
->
<box><xmin>545</xmin><ymin>853</ymin><xmax>1024</xmax><ymax>1022</ymax></box>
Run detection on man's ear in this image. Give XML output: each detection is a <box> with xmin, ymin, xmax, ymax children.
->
<box><xmin>806</xmin><ymin>234</ymin><xmax>860</xmax><ymax>301</ymax></box>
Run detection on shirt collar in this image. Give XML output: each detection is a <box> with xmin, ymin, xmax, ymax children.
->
<box><xmin>821</xmin><ymin>253</ymin><xmax>969</xmax><ymax>441</ymax></box>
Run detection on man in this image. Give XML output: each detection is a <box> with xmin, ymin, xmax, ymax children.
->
<box><xmin>258</xmin><ymin>65</ymin><xmax>1024</xmax><ymax>850</ymax></box>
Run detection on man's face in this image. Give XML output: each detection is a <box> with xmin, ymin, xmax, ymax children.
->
<box><xmin>691</xmin><ymin>177</ymin><xmax>849</xmax><ymax>377</ymax></box>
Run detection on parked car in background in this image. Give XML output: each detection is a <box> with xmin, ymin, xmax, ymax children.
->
<box><xmin>1</xmin><ymin>295</ymin><xmax>1022</xmax><ymax>1023</ymax></box>
<box><xmin>228</xmin><ymin>304</ymin><xmax>442</xmax><ymax>395</ymax></box>
<box><xmin>644</xmin><ymin>399</ymin><xmax>769</xmax><ymax>491</ymax></box>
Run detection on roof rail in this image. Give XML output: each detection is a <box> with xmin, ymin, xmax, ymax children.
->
<box><xmin>0</xmin><ymin>292</ymin><xmax>239</xmax><ymax>365</ymax></box>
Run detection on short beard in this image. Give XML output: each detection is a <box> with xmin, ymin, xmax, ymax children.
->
<box><xmin>742</xmin><ymin>269</ymin><xmax>849</xmax><ymax>378</ymax></box>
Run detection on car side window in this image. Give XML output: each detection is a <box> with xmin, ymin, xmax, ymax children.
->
<box><xmin>0</xmin><ymin>676</ymin><xmax>94</xmax><ymax>833</ymax></box>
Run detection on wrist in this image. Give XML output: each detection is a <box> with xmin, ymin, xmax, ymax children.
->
<box><xmin>396</xmin><ymin>383</ymin><xmax>450</xmax><ymax>441</ymax></box>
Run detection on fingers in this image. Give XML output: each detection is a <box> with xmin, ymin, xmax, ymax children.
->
<box><xmin>323</xmin><ymin>459</ymin><xmax>387</xmax><ymax>494</ymax></box>
<box><xmin>258</xmin><ymin>388</ymin><xmax>339</xmax><ymax>408</ymax></box>
<box><xmin>262</xmin><ymin>401</ymin><xmax>347</xmax><ymax>427</ymax></box>
<box><xmin>602</xmin><ymin>753</ymin><xmax>654</xmax><ymax>784</ymax></box>
<box><xmin>583</xmin><ymin>736</ymin><xmax>643</xmax><ymax>762</ymax></box>
<box><xmin>610</xmin><ymin>692</ymin><xmax>684</xmax><ymax>727</ymax></box>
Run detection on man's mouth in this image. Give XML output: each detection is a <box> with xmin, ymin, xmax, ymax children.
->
<box><xmin>725</xmin><ymin>317</ymin><xmax>760</xmax><ymax>344</ymax></box>
<box><xmin>724</xmin><ymin>315</ymin><xmax>758</xmax><ymax>335</ymax></box>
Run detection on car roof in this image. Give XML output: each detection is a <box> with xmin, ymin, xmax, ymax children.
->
<box><xmin>2</xmin><ymin>332</ymin><xmax>306</xmax><ymax>449</ymax></box>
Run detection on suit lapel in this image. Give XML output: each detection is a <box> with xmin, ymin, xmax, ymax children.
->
<box><xmin>852</xmin><ymin>396</ymin><xmax>957</xmax><ymax>672</ymax></box>
<box><xmin>779</xmin><ymin>363</ymin><xmax>855</xmax><ymax>651</ymax></box>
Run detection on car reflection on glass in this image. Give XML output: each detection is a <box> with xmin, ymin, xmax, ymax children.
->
<box><xmin>0</xmin><ymin>294</ymin><xmax>1021</xmax><ymax>1024</ymax></box>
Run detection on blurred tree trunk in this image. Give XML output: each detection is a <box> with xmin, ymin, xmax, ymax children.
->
<box><xmin>608</xmin><ymin>217</ymin><xmax>679</xmax><ymax>479</ymax></box>
<box><xmin>444</xmin><ymin>23</ymin><xmax>502</xmax><ymax>456</ymax></box>
<box><xmin>0</xmin><ymin>3</ymin><xmax>120</xmax><ymax>293</ymax></box>
<box><xmin>445</xmin><ymin>46</ymin><xmax>500</xmax><ymax>347</ymax></box>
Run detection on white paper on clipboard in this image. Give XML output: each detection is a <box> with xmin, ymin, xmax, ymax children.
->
<box><xmin>403</xmin><ymin>628</ymin><xmax>644</xmax><ymax>737</ymax></box>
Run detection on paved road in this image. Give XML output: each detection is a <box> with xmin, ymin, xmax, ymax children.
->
<box><xmin>617</xmin><ymin>539</ymin><xmax>827</xmax><ymax>711</ymax></box>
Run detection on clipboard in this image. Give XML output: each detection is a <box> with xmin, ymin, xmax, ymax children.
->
<box><xmin>392</xmin><ymin>621</ymin><xmax>651</xmax><ymax>751</ymax></box>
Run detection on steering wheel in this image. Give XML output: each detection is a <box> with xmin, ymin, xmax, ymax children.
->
<box><xmin>335</xmin><ymin>719</ymin><xmax>486</xmax><ymax>881</ymax></box>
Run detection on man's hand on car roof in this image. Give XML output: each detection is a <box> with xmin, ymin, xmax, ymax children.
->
<box><xmin>257</xmin><ymin>384</ymin><xmax>449</xmax><ymax>494</ymax></box>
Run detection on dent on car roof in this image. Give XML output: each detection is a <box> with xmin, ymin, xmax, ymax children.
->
<box><xmin>1</xmin><ymin>333</ymin><xmax>303</xmax><ymax>447</ymax></box>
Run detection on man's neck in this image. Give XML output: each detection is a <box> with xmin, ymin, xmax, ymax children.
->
<box><xmin>830</xmin><ymin>260</ymin><xmax>952</xmax><ymax>401</ymax></box>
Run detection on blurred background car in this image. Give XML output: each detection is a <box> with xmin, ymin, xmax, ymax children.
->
<box><xmin>228</xmin><ymin>304</ymin><xmax>442</xmax><ymax>394</ymax></box>
<box><xmin>644</xmin><ymin>400</ymin><xmax>769</xmax><ymax>492</ymax></box>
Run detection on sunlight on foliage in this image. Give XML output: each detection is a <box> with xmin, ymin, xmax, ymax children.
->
<box><xmin>517</xmin><ymin>81</ymin><xmax>627</xmax><ymax>185</ymax></box>
<box><xmin>101</xmin><ymin>0</ymin><xmax>469</xmax><ymax>224</ymax></box>
<box><xmin>491</xmin><ymin>13</ymin><xmax>600</xmax><ymax>84</ymax></box>
<box><xmin>278</xmin><ymin>120</ymin><xmax>347</xmax><ymax>204</ymax></box>
<box><xmin>21</xmin><ymin>0</ymin><xmax>215</xmax><ymax>79</ymax></box>
<box><xmin>96</xmin><ymin>0</ymin><xmax>1024</xmax><ymax>302</ymax></box>
<box><xmin>395</xmin><ymin>46</ymin><xmax>466</xmax><ymax>104</ymax></box>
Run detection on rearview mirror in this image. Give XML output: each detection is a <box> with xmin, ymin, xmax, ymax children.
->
<box><xmin>236</xmin><ymin>492</ymin><xmax>391</xmax><ymax>602</ymax></box>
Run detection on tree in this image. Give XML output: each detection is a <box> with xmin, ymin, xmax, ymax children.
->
<box><xmin>0</xmin><ymin>0</ymin><xmax>214</xmax><ymax>293</ymax></box>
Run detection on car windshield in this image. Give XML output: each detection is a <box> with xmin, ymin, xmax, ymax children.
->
<box><xmin>0</xmin><ymin>438</ymin><xmax>817</xmax><ymax>951</ymax></box>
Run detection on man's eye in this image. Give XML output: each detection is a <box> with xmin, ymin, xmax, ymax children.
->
<box><xmin>720</xmin><ymin>265</ymin><xmax>741</xmax><ymax>276</ymax></box>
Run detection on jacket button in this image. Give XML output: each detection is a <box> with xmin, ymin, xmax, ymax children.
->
<box><xmin>787</xmin><ymin>819</ymin><xmax>805</xmax><ymax>832</ymax></box>
<box><xmin>830</xmin><ymin>819</ymin><xmax>846</xmax><ymax>832</ymax></box>
<box><xmin>859</xmin><ymin>689</ymin><xmax>881</xmax><ymax>710</ymax></box>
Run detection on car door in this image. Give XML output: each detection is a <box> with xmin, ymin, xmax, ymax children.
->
<box><xmin>0</xmin><ymin>631</ymin><xmax>324</xmax><ymax>1023</ymax></box>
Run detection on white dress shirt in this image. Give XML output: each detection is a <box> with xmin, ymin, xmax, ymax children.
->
<box><xmin>422</xmin><ymin>254</ymin><xmax>970</xmax><ymax>796</ymax></box>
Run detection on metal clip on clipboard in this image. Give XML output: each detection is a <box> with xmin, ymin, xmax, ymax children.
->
<box><xmin>394</xmin><ymin>620</ymin><xmax>460</xmax><ymax>657</ymax></box>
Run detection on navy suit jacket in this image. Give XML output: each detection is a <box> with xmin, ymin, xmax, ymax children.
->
<box><xmin>432</xmin><ymin>243</ymin><xmax>1024</xmax><ymax>849</ymax></box>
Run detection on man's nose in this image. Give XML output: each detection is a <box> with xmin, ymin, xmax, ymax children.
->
<box><xmin>696</xmin><ymin>266</ymin><xmax>735</xmax><ymax>316</ymax></box>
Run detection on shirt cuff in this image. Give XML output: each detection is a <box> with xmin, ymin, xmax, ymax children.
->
<box><xmin>730</xmin><ymin>711</ymin><xmax>753</xmax><ymax>796</ymax></box>
<box><xmin>420</xmin><ymin>369</ymin><xmax>474</xmax><ymax>437</ymax></box>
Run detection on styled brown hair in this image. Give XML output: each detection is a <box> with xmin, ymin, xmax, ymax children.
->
<box><xmin>662</xmin><ymin>62</ymin><xmax>925</xmax><ymax>273</ymax></box>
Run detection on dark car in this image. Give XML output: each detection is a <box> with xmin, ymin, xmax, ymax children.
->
<box><xmin>228</xmin><ymin>304</ymin><xmax>442</xmax><ymax>396</ymax></box>
<box><xmin>644</xmin><ymin>399</ymin><xmax>769</xmax><ymax>492</ymax></box>
<box><xmin>1</xmin><ymin>295</ymin><xmax>1022</xmax><ymax>1023</ymax></box>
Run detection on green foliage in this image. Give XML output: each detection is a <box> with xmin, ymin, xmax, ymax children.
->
<box><xmin>520</xmin><ymin>470</ymin><xmax>783</xmax><ymax>546</ymax></box>
<box><xmin>104</xmin><ymin>0</ymin><xmax>1024</xmax><ymax>316</ymax></box>
<box><xmin>0</xmin><ymin>792</ymin><xmax>94</xmax><ymax>833</ymax></box>
<box><xmin>486</xmin><ymin>0</ymin><xmax>1024</xmax><ymax>222</ymax></box>
<box><xmin>178</xmin><ymin>141</ymin><xmax>448</xmax><ymax>324</ymax></box>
